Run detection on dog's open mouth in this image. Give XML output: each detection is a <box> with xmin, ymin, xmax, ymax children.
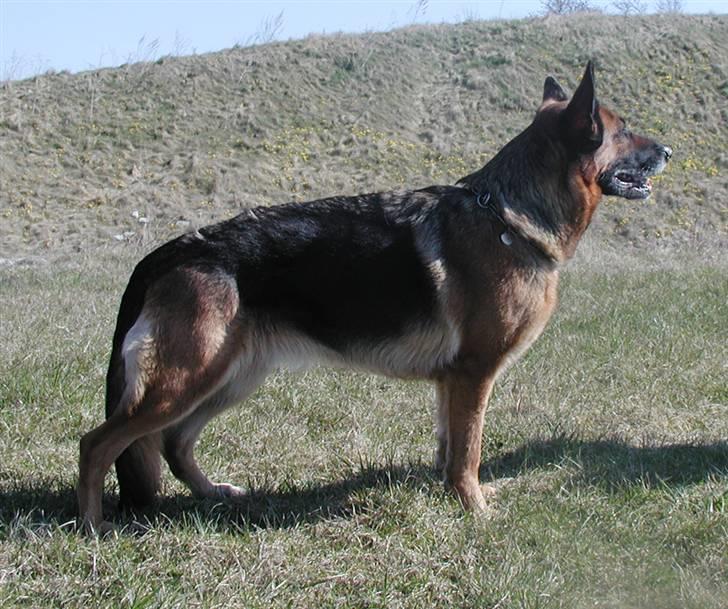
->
<box><xmin>599</xmin><ymin>164</ymin><xmax>664</xmax><ymax>200</ymax></box>
<box><xmin>599</xmin><ymin>144</ymin><xmax>671</xmax><ymax>201</ymax></box>
<box><xmin>613</xmin><ymin>170</ymin><xmax>653</xmax><ymax>199</ymax></box>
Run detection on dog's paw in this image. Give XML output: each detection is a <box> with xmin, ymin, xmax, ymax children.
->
<box><xmin>212</xmin><ymin>482</ymin><xmax>246</xmax><ymax>500</ymax></box>
<box><xmin>79</xmin><ymin>518</ymin><xmax>118</xmax><ymax>537</ymax></box>
<box><xmin>447</xmin><ymin>478</ymin><xmax>487</xmax><ymax>511</ymax></box>
<box><xmin>480</xmin><ymin>482</ymin><xmax>498</xmax><ymax>498</ymax></box>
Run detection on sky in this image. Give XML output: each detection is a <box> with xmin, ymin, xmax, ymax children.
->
<box><xmin>1</xmin><ymin>0</ymin><xmax>726</xmax><ymax>80</ymax></box>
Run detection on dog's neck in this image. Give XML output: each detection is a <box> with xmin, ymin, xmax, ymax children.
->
<box><xmin>458</xmin><ymin>125</ymin><xmax>601</xmax><ymax>263</ymax></box>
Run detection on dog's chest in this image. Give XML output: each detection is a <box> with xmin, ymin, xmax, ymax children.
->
<box><xmin>498</xmin><ymin>271</ymin><xmax>559</xmax><ymax>372</ymax></box>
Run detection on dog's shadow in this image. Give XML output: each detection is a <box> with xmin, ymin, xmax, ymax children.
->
<box><xmin>0</xmin><ymin>463</ymin><xmax>439</xmax><ymax>533</ymax></box>
<box><xmin>1</xmin><ymin>436</ymin><xmax>726</xmax><ymax>533</ymax></box>
<box><xmin>481</xmin><ymin>435</ymin><xmax>728</xmax><ymax>490</ymax></box>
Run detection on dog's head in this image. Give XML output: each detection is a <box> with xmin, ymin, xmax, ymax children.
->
<box><xmin>539</xmin><ymin>62</ymin><xmax>672</xmax><ymax>201</ymax></box>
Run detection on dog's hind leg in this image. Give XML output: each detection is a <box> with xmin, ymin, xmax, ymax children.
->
<box><xmin>103</xmin><ymin>350</ymin><xmax>163</xmax><ymax>512</ymax></box>
<box><xmin>79</xmin><ymin>354</ymin><xmax>246</xmax><ymax>533</ymax></box>
<box><xmin>78</xmin><ymin>268</ymin><xmax>244</xmax><ymax>533</ymax></box>
<box><xmin>162</xmin><ymin>365</ymin><xmax>269</xmax><ymax>500</ymax></box>
<box><xmin>79</xmin><ymin>406</ymin><xmax>181</xmax><ymax>534</ymax></box>
<box><xmin>115</xmin><ymin>432</ymin><xmax>163</xmax><ymax>512</ymax></box>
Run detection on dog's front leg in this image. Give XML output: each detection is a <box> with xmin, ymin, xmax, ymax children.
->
<box><xmin>434</xmin><ymin>381</ymin><xmax>450</xmax><ymax>473</ymax></box>
<box><xmin>440</xmin><ymin>371</ymin><xmax>495</xmax><ymax>511</ymax></box>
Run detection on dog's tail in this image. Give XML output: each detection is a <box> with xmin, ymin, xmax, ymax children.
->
<box><xmin>105</xmin><ymin>267</ymin><xmax>162</xmax><ymax>512</ymax></box>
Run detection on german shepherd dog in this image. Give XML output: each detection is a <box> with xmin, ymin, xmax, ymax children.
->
<box><xmin>78</xmin><ymin>62</ymin><xmax>671</xmax><ymax>532</ymax></box>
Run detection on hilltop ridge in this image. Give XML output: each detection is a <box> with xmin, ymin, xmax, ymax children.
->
<box><xmin>1</xmin><ymin>13</ymin><xmax>726</xmax><ymax>258</ymax></box>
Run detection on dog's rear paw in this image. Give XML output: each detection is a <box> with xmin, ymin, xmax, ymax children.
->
<box><xmin>212</xmin><ymin>482</ymin><xmax>246</xmax><ymax>499</ymax></box>
<box><xmin>79</xmin><ymin>518</ymin><xmax>118</xmax><ymax>537</ymax></box>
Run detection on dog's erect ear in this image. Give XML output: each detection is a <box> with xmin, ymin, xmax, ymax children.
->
<box><xmin>562</xmin><ymin>61</ymin><xmax>603</xmax><ymax>151</ymax></box>
<box><xmin>543</xmin><ymin>76</ymin><xmax>568</xmax><ymax>102</ymax></box>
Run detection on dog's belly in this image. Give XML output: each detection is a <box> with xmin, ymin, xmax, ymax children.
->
<box><xmin>248</xmin><ymin>316</ymin><xmax>461</xmax><ymax>380</ymax></box>
<box><xmin>342</xmin><ymin>319</ymin><xmax>461</xmax><ymax>378</ymax></box>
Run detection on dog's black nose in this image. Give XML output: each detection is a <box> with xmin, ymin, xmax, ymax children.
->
<box><xmin>662</xmin><ymin>145</ymin><xmax>673</xmax><ymax>161</ymax></box>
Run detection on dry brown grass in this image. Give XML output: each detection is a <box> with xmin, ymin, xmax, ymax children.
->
<box><xmin>1</xmin><ymin>13</ymin><xmax>726</xmax><ymax>261</ymax></box>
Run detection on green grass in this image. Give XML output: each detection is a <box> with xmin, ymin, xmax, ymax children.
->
<box><xmin>0</xmin><ymin>254</ymin><xmax>726</xmax><ymax>608</ymax></box>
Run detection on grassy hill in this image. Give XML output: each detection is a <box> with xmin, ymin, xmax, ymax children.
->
<box><xmin>1</xmin><ymin>13</ymin><xmax>726</xmax><ymax>259</ymax></box>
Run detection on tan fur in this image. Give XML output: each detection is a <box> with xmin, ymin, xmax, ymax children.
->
<box><xmin>120</xmin><ymin>312</ymin><xmax>156</xmax><ymax>408</ymax></box>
